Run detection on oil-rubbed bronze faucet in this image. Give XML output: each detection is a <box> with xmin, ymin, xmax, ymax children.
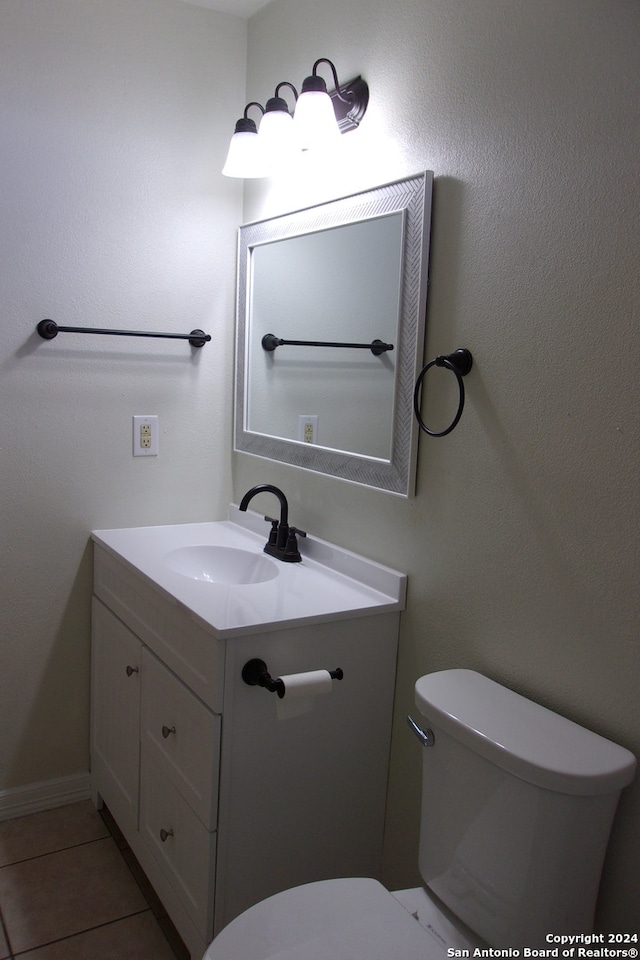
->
<box><xmin>239</xmin><ymin>484</ymin><xmax>306</xmax><ymax>562</ymax></box>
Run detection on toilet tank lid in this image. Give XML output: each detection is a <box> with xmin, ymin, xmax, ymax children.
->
<box><xmin>415</xmin><ymin>670</ymin><xmax>637</xmax><ymax>796</ymax></box>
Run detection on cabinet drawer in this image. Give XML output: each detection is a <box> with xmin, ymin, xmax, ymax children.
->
<box><xmin>141</xmin><ymin>647</ymin><xmax>220</xmax><ymax>828</ymax></box>
<box><xmin>140</xmin><ymin>750</ymin><xmax>215</xmax><ymax>939</ymax></box>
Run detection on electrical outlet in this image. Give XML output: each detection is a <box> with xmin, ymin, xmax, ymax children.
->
<box><xmin>140</xmin><ymin>423</ymin><xmax>152</xmax><ymax>448</ymax></box>
<box><xmin>133</xmin><ymin>415</ymin><xmax>159</xmax><ymax>456</ymax></box>
<box><xmin>298</xmin><ymin>415</ymin><xmax>318</xmax><ymax>444</ymax></box>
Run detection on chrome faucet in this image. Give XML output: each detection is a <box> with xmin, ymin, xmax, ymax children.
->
<box><xmin>239</xmin><ymin>484</ymin><xmax>306</xmax><ymax>562</ymax></box>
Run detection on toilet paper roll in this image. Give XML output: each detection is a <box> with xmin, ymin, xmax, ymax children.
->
<box><xmin>276</xmin><ymin>670</ymin><xmax>333</xmax><ymax>721</ymax></box>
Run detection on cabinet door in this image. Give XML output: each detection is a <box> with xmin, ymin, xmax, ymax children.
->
<box><xmin>90</xmin><ymin>598</ymin><xmax>141</xmax><ymax>835</ymax></box>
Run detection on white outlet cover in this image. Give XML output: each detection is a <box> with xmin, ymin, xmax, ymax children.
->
<box><xmin>133</xmin><ymin>415</ymin><xmax>159</xmax><ymax>456</ymax></box>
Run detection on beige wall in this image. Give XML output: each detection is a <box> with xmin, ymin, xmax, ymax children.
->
<box><xmin>0</xmin><ymin>1</ymin><xmax>245</xmax><ymax>788</ymax></box>
<box><xmin>238</xmin><ymin>0</ymin><xmax>640</xmax><ymax>930</ymax></box>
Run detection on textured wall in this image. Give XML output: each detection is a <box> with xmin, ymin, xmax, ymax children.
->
<box><xmin>239</xmin><ymin>0</ymin><xmax>640</xmax><ymax>929</ymax></box>
<box><xmin>0</xmin><ymin>0</ymin><xmax>245</xmax><ymax>790</ymax></box>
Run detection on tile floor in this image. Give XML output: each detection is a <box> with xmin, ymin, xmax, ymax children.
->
<box><xmin>0</xmin><ymin>801</ymin><xmax>190</xmax><ymax>959</ymax></box>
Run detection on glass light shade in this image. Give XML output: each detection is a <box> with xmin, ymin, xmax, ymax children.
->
<box><xmin>259</xmin><ymin>108</ymin><xmax>300</xmax><ymax>167</ymax></box>
<box><xmin>222</xmin><ymin>119</ymin><xmax>270</xmax><ymax>178</ymax></box>
<box><xmin>293</xmin><ymin>89</ymin><xmax>341</xmax><ymax>150</ymax></box>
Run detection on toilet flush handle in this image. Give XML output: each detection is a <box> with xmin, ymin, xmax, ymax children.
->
<box><xmin>406</xmin><ymin>715</ymin><xmax>435</xmax><ymax>747</ymax></box>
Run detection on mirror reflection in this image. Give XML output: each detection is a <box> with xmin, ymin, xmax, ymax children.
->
<box><xmin>234</xmin><ymin>172</ymin><xmax>433</xmax><ymax>496</ymax></box>
<box><xmin>247</xmin><ymin>212</ymin><xmax>404</xmax><ymax>460</ymax></box>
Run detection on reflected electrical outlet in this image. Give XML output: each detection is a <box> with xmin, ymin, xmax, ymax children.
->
<box><xmin>298</xmin><ymin>415</ymin><xmax>318</xmax><ymax>444</ymax></box>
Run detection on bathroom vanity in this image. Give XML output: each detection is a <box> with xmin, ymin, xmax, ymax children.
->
<box><xmin>90</xmin><ymin>506</ymin><xmax>406</xmax><ymax>959</ymax></box>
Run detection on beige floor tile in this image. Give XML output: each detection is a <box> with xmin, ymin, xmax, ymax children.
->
<box><xmin>0</xmin><ymin>837</ymin><xmax>148</xmax><ymax>954</ymax></box>
<box><xmin>15</xmin><ymin>910</ymin><xmax>181</xmax><ymax>959</ymax></box>
<box><xmin>0</xmin><ymin>801</ymin><xmax>108</xmax><ymax>867</ymax></box>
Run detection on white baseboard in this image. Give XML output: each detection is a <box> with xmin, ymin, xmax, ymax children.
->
<box><xmin>0</xmin><ymin>772</ymin><xmax>91</xmax><ymax>822</ymax></box>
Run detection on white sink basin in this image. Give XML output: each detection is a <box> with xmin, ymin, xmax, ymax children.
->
<box><xmin>164</xmin><ymin>545</ymin><xmax>278</xmax><ymax>585</ymax></box>
<box><xmin>92</xmin><ymin>505</ymin><xmax>407</xmax><ymax>636</ymax></box>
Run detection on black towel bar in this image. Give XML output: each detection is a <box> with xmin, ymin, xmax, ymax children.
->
<box><xmin>37</xmin><ymin>319</ymin><xmax>210</xmax><ymax>348</ymax></box>
<box><xmin>262</xmin><ymin>333</ymin><xmax>393</xmax><ymax>356</ymax></box>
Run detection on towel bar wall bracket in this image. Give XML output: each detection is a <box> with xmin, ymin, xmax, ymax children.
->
<box><xmin>36</xmin><ymin>319</ymin><xmax>211</xmax><ymax>348</ymax></box>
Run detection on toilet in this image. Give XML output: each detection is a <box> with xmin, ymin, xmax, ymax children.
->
<box><xmin>203</xmin><ymin>669</ymin><xmax>636</xmax><ymax>959</ymax></box>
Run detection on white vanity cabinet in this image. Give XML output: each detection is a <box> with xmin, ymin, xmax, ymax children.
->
<box><xmin>90</xmin><ymin>514</ymin><xmax>406</xmax><ymax>960</ymax></box>
<box><xmin>90</xmin><ymin>604</ymin><xmax>219</xmax><ymax>948</ymax></box>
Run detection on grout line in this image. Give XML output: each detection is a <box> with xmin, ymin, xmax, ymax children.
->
<box><xmin>0</xmin><ymin>903</ymin><xmax>15</xmax><ymax>960</ymax></box>
<box><xmin>10</xmin><ymin>908</ymin><xmax>152</xmax><ymax>958</ymax></box>
<box><xmin>0</xmin><ymin>834</ymin><xmax>113</xmax><ymax>869</ymax></box>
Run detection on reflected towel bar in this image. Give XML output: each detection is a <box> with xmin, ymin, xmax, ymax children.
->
<box><xmin>261</xmin><ymin>333</ymin><xmax>393</xmax><ymax>356</ymax></box>
<box><xmin>37</xmin><ymin>319</ymin><xmax>211</xmax><ymax>348</ymax></box>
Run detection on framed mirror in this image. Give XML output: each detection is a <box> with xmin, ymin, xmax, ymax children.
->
<box><xmin>234</xmin><ymin>171</ymin><xmax>433</xmax><ymax>496</ymax></box>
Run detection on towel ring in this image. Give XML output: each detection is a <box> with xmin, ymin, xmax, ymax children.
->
<box><xmin>413</xmin><ymin>348</ymin><xmax>473</xmax><ymax>437</ymax></box>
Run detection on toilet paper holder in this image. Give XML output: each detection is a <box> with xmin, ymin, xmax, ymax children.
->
<box><xmin>242</xmin><ymin>658</ymin><xmax>343</xmax><ymax>699</ymax></box>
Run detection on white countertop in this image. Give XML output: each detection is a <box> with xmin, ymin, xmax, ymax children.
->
<box><xmin>92</xmin><ymin>505</ymin><xmax>406</xmax><ymax>638</ymax></box>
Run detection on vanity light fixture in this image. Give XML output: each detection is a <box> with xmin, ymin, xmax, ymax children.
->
<box><xmin>293</xmin><ymin>60</ymin><xmax>341</xmax><ymax>149</ymax></box>
<box><xmin>258</xmin><ymin>82</ymin><xmax>299</xmax><ymax>167</ymax></box>
<box><xmin>221</xmin><ymin>101</ymin><xmax>269</xmax><ymax>179</ymax></box>
<box><xmin>221</xmin><ymin>58</ymin><xmax>369</xmax><ymax>178</ymax></box>
<box><xmin>294</xmin><ymin>58</ymin><xmax>366</xmax><ymax>149</ymax></box>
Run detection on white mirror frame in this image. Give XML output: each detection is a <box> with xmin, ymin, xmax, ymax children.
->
<box><xmin>234</xmin><ymin>171</ymin><xmax>433</xmax><ymax>497</ymax></box>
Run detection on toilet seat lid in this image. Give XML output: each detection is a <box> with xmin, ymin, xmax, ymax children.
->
<box><xmin>204</xmin><ymin>878</ymin><xmax>439</xmax><ymax>960</ymax></box>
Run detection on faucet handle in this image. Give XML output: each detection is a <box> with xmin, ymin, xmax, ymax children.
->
<box><xmin>284</xmin><ymin>526</ymin><xmax>306</xmax><ymax>561</ymax></box>
<box><xmin>264</xmin><ymin>516</ymin><xmax>279</xmax><ymax>546</ymax></box>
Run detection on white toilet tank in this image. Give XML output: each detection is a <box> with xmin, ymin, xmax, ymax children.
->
<box><xmin>414</xmin><ymin>670</ymin><xmax>636</xmax><ymax>948</ymax></box>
